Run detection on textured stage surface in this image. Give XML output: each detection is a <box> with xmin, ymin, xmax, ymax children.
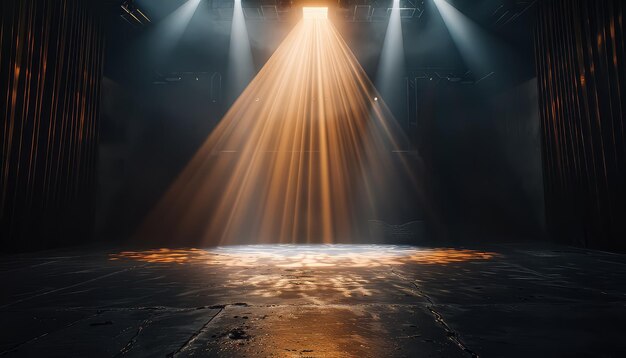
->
<box><xmin>1</xmin><ymin>244</ymin><xmax>626</xmax><ymax>357</ymax></box>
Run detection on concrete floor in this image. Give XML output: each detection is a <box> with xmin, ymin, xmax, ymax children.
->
<box><xmin>1</xmin><ymin>244</ymin><xmax>625</xmax><ymax>357</ymax></box>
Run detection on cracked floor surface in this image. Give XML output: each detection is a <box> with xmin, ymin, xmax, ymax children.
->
<box><xmin>1</xmin><ymin>244</ymin><xmax>626</xmax><ymax>357</ymax></box>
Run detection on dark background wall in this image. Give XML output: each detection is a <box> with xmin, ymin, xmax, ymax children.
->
<box><xmin>0</xmin><ymin>0</ymin><xmax>105</xmax><ymax>252</ymax></box>
<box><xmin>535</xmin><ymin>0</ymin><xmax>626</xmax><ymax>250</ymax></box>
<box><xmin>412</xmin><ymin>77</ymin><xmax>544</xmax><ymax>242</ymax></box>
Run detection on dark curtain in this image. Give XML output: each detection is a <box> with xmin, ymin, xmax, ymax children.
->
<box><xmin>535</xmin><ymin>0</ymin><xmax>626</xmax><ymax>250</ymax></box>
<box><xmin>0</xmin><ymin>0</ymin><xmax>105</xmax><ymax>251</ymax></box>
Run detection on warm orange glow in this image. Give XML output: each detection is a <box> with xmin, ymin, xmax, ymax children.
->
<box><xmin>138</xmin><ymin>13</ymin><xmax>419</xmax><ymax>245</ymax></box>
<box><xmin>110</xmin><ymin>246</ymin><xmax>496</xmax><ymax>267</ymax></box>
<box><xmin>302</xmin><ymin>7</ymin><xmax>328</xmax><ymax>20</ymax></box>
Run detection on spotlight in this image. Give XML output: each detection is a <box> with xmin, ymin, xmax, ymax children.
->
<box><xmin>374</xmin><ymin>97</ymin><xmax>378</xmax><ymax>101</ymax></box>
<box><xmin>303</xmin><ymin>7</ymin><xmax>328</xmax><ymax>20</ymax></box>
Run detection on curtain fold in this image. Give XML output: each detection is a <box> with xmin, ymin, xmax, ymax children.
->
<box><xmin>1</xmin><ymin>0</ymin><xmax>105</xmax><ymax>251</ymax></box>
<box><xmin>535</xmin><ymin>0</ymin><xmax>626</xmax><ymax>249</ymax></box>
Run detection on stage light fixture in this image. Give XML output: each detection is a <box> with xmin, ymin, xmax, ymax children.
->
<box><xmin>303</xmin><ymin>7</ymin><xmax>328</xmax><ymax>20</ymax></box>
<box><xmin>120</xmin><ymin>0</ymin><xmax>150</xmax><ymax>26</ymax></box>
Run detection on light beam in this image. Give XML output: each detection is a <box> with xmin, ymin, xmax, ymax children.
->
<box><xmin>139</xmin><ymin>11</ymin><xmax>420</xmax><ymax>245</ymax></box>
<box><xmin>376</xmin><ymin>0</ymin><xmax>405</xmax><ymax>103</ymax></box>
<box><xmin>149</xmin><ymin>0</ymin><xmax>201</xmax><ymax>65</ymax></box>
<box><xmin>433</xmin><ymin>0</ymin><xmax>507</xmax><ymax>79</ymax></box>
<box><xmin>227</xmin><ymin>0</ymin><xmax>255</xmax><ymax>99</ymax></box>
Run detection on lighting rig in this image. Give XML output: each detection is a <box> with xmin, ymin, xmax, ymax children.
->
<box><xmin>410</xmin><ymin>69</ymin><xmax>478</xmax><ymax>85</ymax></box>
<box><xmin>403</xmin><ymin>70</ymin><xmax>485</xmax><ymax>128</ymax></box>
<box><xmin>151</xmin><ymin>71</ymin><xmax>223</xmax><ymax>102</ymax></box>
<box><xmin>120</xmin><ymin>0</ymin><xmax>151</xmax><ymax>26</ymax></box>
<box><xmin>345</xmin><ymin>0</ymin><xmax>425</xmax><ymax>22</ymax></box>
<box><xmin>491</xmin><ymin>0</ymin><xmax>536</xmax><ymax>27</ymax></box>
<box><xmin>208</xmin><ymin>0</ymin><xmax>425</xmax><ymax>21</ymax></box>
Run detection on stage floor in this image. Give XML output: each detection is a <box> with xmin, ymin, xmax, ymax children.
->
<box><xmin>1</xmin><ymin>243</ymin><xmax>625</xmax><ymax>357</ymax></box>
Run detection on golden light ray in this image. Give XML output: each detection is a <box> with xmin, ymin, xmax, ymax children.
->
<box><xmin>138</xmin><ymin>11</ymin><xmax>421</xmax><ymax>245</ymax></box>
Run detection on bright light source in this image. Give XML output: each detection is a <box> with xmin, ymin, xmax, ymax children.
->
<box><xmin>303</xmin><ymin>7</ymin><xmax>328</xmax><ymax>20</ymax></box>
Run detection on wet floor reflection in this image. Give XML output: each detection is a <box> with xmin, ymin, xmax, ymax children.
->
<box><xmin>207</xmin><ymin>305</ymin><xmax>416</xmax><ymax>357</ymax></box>
<box><xmin>110</xmin><ymin>245</ymin><xmax>496</xmax><ymax>267</ymax></box>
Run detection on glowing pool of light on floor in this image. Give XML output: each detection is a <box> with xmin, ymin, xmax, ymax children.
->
<box><xmin>110</xmin><ymin>245</ymin><xmax>497</xmax><ymax>267</ymax></box>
